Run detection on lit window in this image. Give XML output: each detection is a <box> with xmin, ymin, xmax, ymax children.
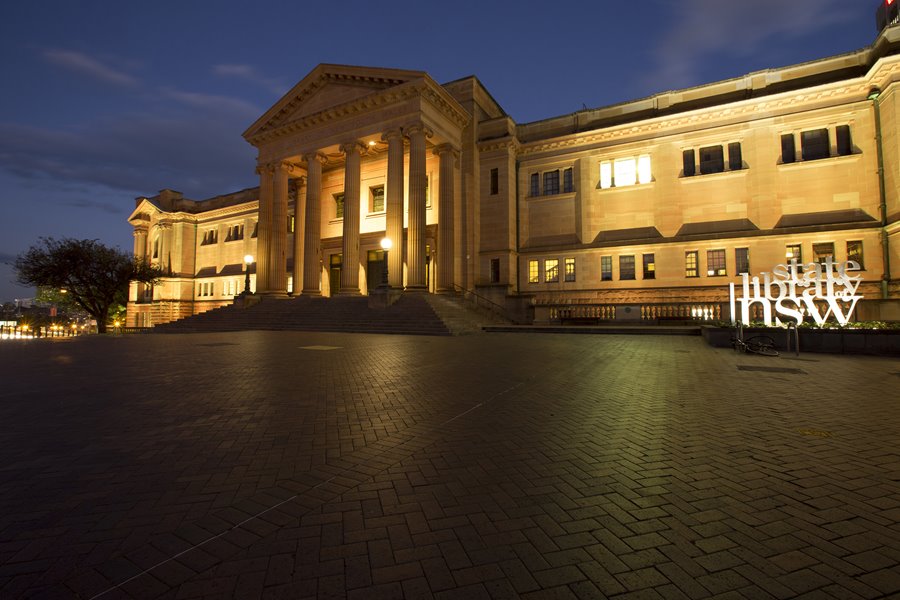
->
<box><xmin>847</xmin><ymin>240</ymin><xmax>864</xmax><ymax>268</ymax></box>
<box><xmin>601</xmin><ymin>256</ymin><xmax>613</xmax><ymax>281</ymax></box>
<box><xmin>643</xmin><ymin>254</ymin><xmax>655</xmax><ymax>279</ymax></box>
<box><xmin>685</xmin><ymin>251</ymin><xmax>699</xmax><ymax>278</ymax></box>
<box><xmin>528</xmin><ymin>259</ymin><xmax>540</xmax><ymax>284</ymax></box>
<box><xmin>599</xmin><ymin>161</ymin><xmax>613</xmax><ymax>189</ymax></box>
<box><xmin>707</xmin><ymin>249</ymin><xmax>726</xmax><ymax>276</ymax></box>
<box><xmin>614</xmin><ymin>158</ymin><xmax>636</xmax><ymax>187</ymax></box>
<box><xmin>619</xmin><ymin>255</ymin><xmax>635</xmax><ymax>280</ymax></box>
<box><xmin>543</xmin><ymin>170</ymin><xmax>560</xmax><ymax>195</ymax></box>
<box><xmin>564</xmin><ymin>257</ymin><xmax>575</xmax><ymax>282</ymax></box>
<box><xmin>736</xmin><ymin>248</ymin><xmax>750</xmax><ymax>275</ymax></box>
<box><xmin>371</xmin><ymin>186</ymin><xmax>385</xmax><ymax>213</ymax></box>
<box><xmin>786</xmin><ymin>243</ymin><xmax>802</xmax><ymax>265</ymax></box>
<box><xmin>637</xmin><ymin>155</ymin><xmax>652</xmax><ymax>184</ymax></box>
<box><xmin>545</xmin><ymin>259</ymin><xmax>559</xmax><ymax>283</ymax></box>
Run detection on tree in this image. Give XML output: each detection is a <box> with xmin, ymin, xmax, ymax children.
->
<box><xmin>14</xmin><ymin>238</ymin><xmax>162</xmax><ymax>333</ymax></box>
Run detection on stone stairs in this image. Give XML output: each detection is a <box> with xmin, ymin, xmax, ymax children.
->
<box><xmin>151</xmin><ymin>294</ymin><xmax>452</xmax><ymax>336</ymax></box>
<box><xmin>423</xmin><ymin>293</ymin><xmax>511</xmax><ymax>335</ymax></box>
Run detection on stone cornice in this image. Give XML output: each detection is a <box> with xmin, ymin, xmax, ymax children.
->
<box><xmin>518</xmin><ymin>60</ymin><xmax>900</xmax><ymax>158</ymax></box>
<box><xmin>478</xmin><ymin>136</ymin><xmax>520</xmax><ymax>154</ymax></box>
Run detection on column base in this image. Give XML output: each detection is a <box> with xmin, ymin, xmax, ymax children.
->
<box><xmin>337</xmin><ymin>289</ymin><xmax>362</xmax><ymax>296</ymax></box>
<box><xmin>300</xmin><ymin>289</ymin><xmax>322</xmax><ymax>296</ymax></box>
<box><xmin>403</xmin><ymin>285</ymin><xmax>428</xmax><ymax>293</ymax></box>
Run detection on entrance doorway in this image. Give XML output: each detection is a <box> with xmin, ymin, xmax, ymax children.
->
<box><xmin>329</xmin><ymin>253</ymin><xmax>342</xmax><ymax>296</ymax></box>
<box><xmin>366</xmin><ymin>249</ymin><xmax>385</xmax><ymax>292</ymax></box>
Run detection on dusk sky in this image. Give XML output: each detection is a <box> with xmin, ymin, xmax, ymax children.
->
<box><xmin>0</xmin><ymin>0</ymin><xmax>879</xmax><ymax>302</ymax></box>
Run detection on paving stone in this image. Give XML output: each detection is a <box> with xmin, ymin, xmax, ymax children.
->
<box><xmin>0</xmin><ymin>331</ymin><xmax>896</xmax><ymax>599</ymax></box>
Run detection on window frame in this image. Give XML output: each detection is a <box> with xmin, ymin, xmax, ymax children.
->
<box><xmin>528</xmin><ymin>259</ymin><xmax>540</xmax><ymax>284</ymax></box>
<box><xmin>685</xmin><ymin>251</ymin><xmax>699</xmax><ymax>278</ymax></box>
<box><xmin>735</xmin><ymin>247</ymin><xmax>750</xmax><ymax>275</ymax></box>
<box><xmin>370</xmin><ymin>185</ymin><xmax>385</xmax><ymax>214</ymax></box>
<box><xmin>564</xmin><ymin>257</ymin><xmax>576</xmax><ymax>282</ymax></box>
<box><xmin>619</xmin><ymin>255</ymin><xmax>636</xmax><ymax>281</ymax></box>
<box><xmin>489</xmin><ymin>258</ymin><xmax>501</xmax><ymax>283</ymax></box>
<box><xmin>847</xmin><ymin>240</ymin><xmax>865</xmax><ymax>269</ymax></box>
<box><xmin>642</xmin><ymin>253</ymin><xmax>655</xmax><ymax>280</ymax></box>
<box><xmin>600</xmin><ymin>256</ymin><xmax>613</xmax><ymax>281</ymax></box>
<box><xmin>334</xmin><ymin>192</ymin><xmax>345</xmax><ymax>219</ymax></box>
<box><xmin>706</xmin><ymin>249</ymin><xmax>727</xmax><ymax>277</ymax></box>
<box><xmin>543</xmin><ymin>170</ymin><xmax>560</xmax><ymax>196</ymax></box>
<box><xmin>545</xmin><ymin>259</ymin><xmax>559</xmax><ymax>283</ymax></box>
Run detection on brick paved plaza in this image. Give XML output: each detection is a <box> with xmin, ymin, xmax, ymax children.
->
<box><xmin>1</xmin><ymin>331</ymin><xmax>898</xmax><ymax>599</ymax></box>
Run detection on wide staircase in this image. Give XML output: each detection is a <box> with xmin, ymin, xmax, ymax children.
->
<box><xmin>151</xmin><ymin>294</ymin><xmax>459</xmax><ymax>336</ymax></box>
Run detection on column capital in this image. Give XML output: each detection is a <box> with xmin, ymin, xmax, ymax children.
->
<box><xmin>403</xmin><ymin>122</ymin><xmax>433</xmax><ymax>139</ymax></box>
<box><xmin>432</xmin><ymin>143</ymin><xmax>460</xmax><ymax>158</ymax></box>
<box><xmin>274</xmin><ymin>161</ymin><xmax>295</xmax><ymax>174</ymax></box>
<box><xmin>294</xmin><ymin>175</ymin><xmax>308</xmax><ymax>187</ymax></box>
<box><xmin>255</xmin><ymin>163</ymin><xmax>275</xmax><ymax>176</ymax></box>
<box><xmin>381</xmin><ymin>128</ymin><xmax>404</xmax><ymax>143</ymax></box>
<box><xmin>340</xmin><ymin>141</ymin><xmax>367</xmax><ymax>156</ymax></box>
<box><xmin>303</xmin><ymin>152</ymin><xmax>329</xmax><ymax>167</ymax></box>
<box><xmin>133</xmin><ymin>226</ymin><xmax>149</xmax><ymax>236</ymax></box>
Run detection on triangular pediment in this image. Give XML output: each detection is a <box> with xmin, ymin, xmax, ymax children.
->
<box><xmin>243</xmin><ymin>64</ymin><xmax>427</xmax><ymax>142</ymax></box>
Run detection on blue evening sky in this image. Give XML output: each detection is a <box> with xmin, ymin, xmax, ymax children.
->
<box><xmin>0</xmin><ymin>0</ymin><xmax>878</xmax><ymax>301</ymax></box>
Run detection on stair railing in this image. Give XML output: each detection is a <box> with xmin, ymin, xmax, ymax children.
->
<box><xmin>447</xmin><ymin>283</ymin><xmax>512</xmax><ymax>322</ymax></box>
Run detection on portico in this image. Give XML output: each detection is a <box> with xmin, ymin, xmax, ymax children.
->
<box><xmin>243</xmin><ymin>65</ymin><xmax>468</xmax><ymax>298</ymax></box>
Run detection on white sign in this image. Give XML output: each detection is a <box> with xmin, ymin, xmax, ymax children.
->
<box><xmin>729</xmin><ymin>258</ymin><xmax>863</xmax><ymax>326</ymax></box>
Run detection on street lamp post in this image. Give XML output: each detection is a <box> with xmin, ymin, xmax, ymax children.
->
<box><xmin>380</xmin><ymin>238</ymin><xmax>392</xmax><ymax>288</ymax></box>
<box><xmin>243</xmin><ymin>254</ymin><xmax>254</xmax><ymax>294</ymax></box>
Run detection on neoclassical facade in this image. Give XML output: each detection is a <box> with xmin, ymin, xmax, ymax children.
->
<box><xmin>128</xmin><ymin>26</ymin><xmax>900</xmax><ymax>327</ymax></box>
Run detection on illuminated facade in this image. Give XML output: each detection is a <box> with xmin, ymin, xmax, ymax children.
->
<box><xmin>127</xmin><ymin>25</ymin><xmax>900</xmax><ymax>327</ymax></box>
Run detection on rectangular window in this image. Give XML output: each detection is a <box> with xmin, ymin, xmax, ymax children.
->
<box><xmin>564</xmin><ymin>257</ymin><xmax>576</xmax><ymax>282</ymax></box>
<box><xmin>801</xmin><ymin>128</ymin><xmax>830</xmax><ymax>161</ymax></box>
<box><xmin>545</xmin><ymin>259</ymin><xmax>559</xmax><ymax>283</ymax></box>
<box><xmin>530</xmin><ymin>173</ymin><xmax>540</xmax><ymax>197</ymax></box>
<box><xmin>563</xmin><ymin>168</ymin><xmax>574</xmax><ymax>193</ymax></box>
<box><xmin>728</xmin><ymin>142</ymin><xmax>743</xmax><ymax>171</ymax></box>
<box><xmin>786</xmin><ymin>243</ymin><xmax>803</xmax><ymax>270</ymax></box>
<box><xmin>528</xmin><ymin>259</ymin><xmax>540</xmax><ymax>283</ymax></box>
<box><xmin>614</xmin><ymin>158</ymin><xmax>636</xmax><ymax>187</ymax></box>
<box><xmin>619</xmin><ymin>255</ymin><xmax>635</xmax><ymax>280</ymax></box>
<box><xmin>152</xmin><ymin>239</ymin><xmax>159</xmax><ymax>259</ymax></box>
<box><xmin>601</xmin><ymin>256</ymin><xmax>613</xmax><ymax>281</ymax></box>
<box><xmin>543</xmin><ymin>170</ymin><xmax>560</xmax><ymax>195</ymax></box>
<box><xmin>599</xmin><ymin>161</ymin><xmax>613</xmax><ymax>189</ymax></box>
<box><xmin>699</xmin><ymin>145</ymin><xmax>725</xmax><ymax>175</ymax></box>
<box><xmin>490</xmin><ymin>168</ymin><xmax>499</xmax><ymax>195</ymax></box>
<box><xmin>707</xmin><ymin>249</ymin><xmax>726</xmax><ymax>276</ymax></box>
<box><xmin>735</xmin><ymin>247</ymin><xmax>750</xmax><ymax>275</ymax></box>
<box><xmin>252</xmin><ymin>221</ymin><xmax>258</xmax><ymax>238</ymax></box>
<box><xmin>685</xmin><ymin>251</ymin><xmax>699</xmax><ymax>278</ymax></box>
<box><xmin>490</xmin><ymin>258</ymin><xmax>500</xmax><ymax>283</ymax></box>
<box><xmin>371</xmin><ymin>185</ymin><xmax>385</xmax><ymax>213</ymax></box>
<box><xmin>334</xmin><ymin>193</ymin><xmax>344</xmax><ymax>219</ymax></box>
<box><xmin>682</xmin><ymin>149</ymin><xmax>696</xmax><ymax>177</ymax></box>
<box><xmin>813</xmin><ymin>242</ymin><xmax>835</xmax><ymax>266</ymax></box>
<box><xmin>781</xmin><ymin>133</ymin><xmax>796</xmax><ymax>164</ymax></box>
<box><xmin>847</xmin><ymin>241</ymin><xmax>864</xmax><ymax>268</ymax></box>
<box><xmin>836</xmin><ymin>125</ymin><xmax>852</xmax><ymax>156</ymax></box>
<box><xmin>637</xmin><ymin>155</ymin><xmax>652</xmax><ymax>184</ymax></box>
<box><xmin>642</xmin><ymin>253</ymin><xmax>655</xmax><ymax>279</ymax></box>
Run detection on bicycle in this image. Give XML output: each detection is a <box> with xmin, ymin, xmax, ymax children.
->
<box><xmin>731</xmin><ymin>324</ymin><xmax>779</xmax><ymax>356</ymax></box>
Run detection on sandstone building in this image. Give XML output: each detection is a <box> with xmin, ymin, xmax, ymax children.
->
<box><xmin>127</xmin><ymin>24</ymin><xmax>900</xmax><ymax>327</ymax></box>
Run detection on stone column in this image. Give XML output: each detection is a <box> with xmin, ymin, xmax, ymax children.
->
<box><xmin>405</xmin><ymin>123</ymin><xmax>431</xmax><ymax>290</ymax></box>
<box><xmin>292</xmin><ymin>175</ymin><xmax>307</xmax><ymax>295</ymax></box>
<box><xmin>339</xmin><ymin>141</ymin><xmax>364</xmax><ymax>295</ymax></box>
<box><xmin>256</xmin><ymin>164</ymin><xmax>274</xmax><ymax>293</ymax></box>
<box><xmin>383</xmin><ymin>129</ymin><xmax>404</xmax><ymax>288</ymax></box>
<box><xmin>269</xmin><ymin>161</ymin><xmax>292</xmax><ymax>294</ymax></box>
<box><xmin>302</xmin><ymin>153</ymin><xmax>327</xmax><ymax>295</ymax></box>
<box><xmin>133</xmin><ymin>226</ymin><xmax>148</xmax><ymax>300</ymax></box>
<box><xmin>434</xmin><ymin>144</ymin><xmax>457</xmax><ymax>293</ymax></box>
